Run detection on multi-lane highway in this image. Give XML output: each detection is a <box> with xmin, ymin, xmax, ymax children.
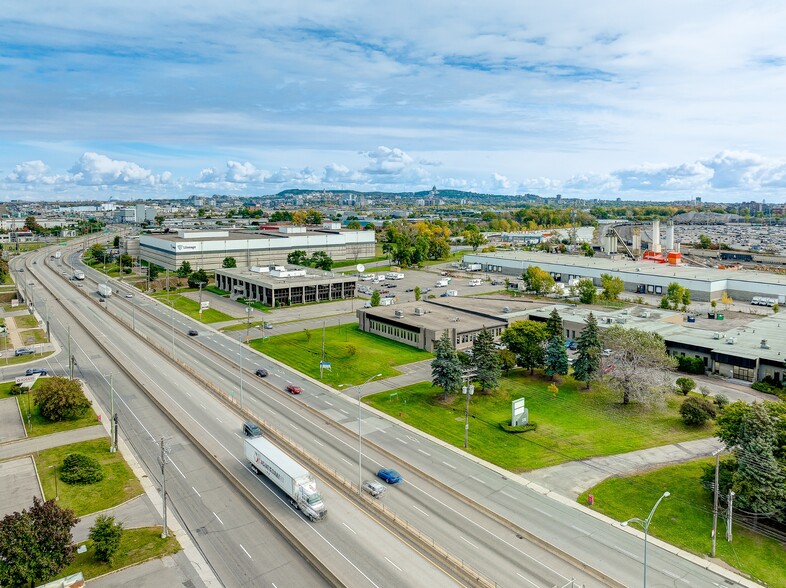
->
<box><xmin>19</xmin><ymin>238</ymin><xmax>758</xmax><ymax>588</ymax></box>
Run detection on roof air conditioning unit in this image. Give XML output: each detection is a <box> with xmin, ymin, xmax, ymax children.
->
<box><xmin>394</xmin><ymin>310</ymin><xmax>404</xmax><ymax>318</ymax></box>
<box><xmin>761</xmin><ymin>339</ymin><xmax>770</xmax><ymax>349</ymax></box>
<box><xmin>726</xmin><ymin>337</ymin><xmax>736</xmax><ymax>345</ymax></box>
<box><xmin>414</xmin><ymin>307</ymin><xmax>425</xmax><ymax>316</ymax></box>
<box><xmin>713</xmin><ymin>332</ymin><xmax>721</xmax><ymax>339</ymax></box>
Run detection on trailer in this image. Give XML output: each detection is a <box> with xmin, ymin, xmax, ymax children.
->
<box><xmin>465</xmin><ymin>263</ymin><xmax>482</xmax><ymax>272</ymax></box>
<box><xmin>98</xmin><ymin>283</ymin><xmax>113</xmax><ymax>298</ymax></box>
<box><xmin>244</xmin><ymin>436</ymin><xmax>327</xmax><ymax>521</ymax></box>
<box><xmin>73</xmin><ymin>271</ymin><xmax>85</xmax><ymax>281</ymax></box>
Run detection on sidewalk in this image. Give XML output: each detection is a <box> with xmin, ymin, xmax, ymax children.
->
<box><xmin>73</xmin><ymin>495</ymin><xmax>161</xmax><ymax>542</ymax></box>
<box><xmin>0</xmin><ymin>425</ymin><xmax>106</xmax><ymax>461</ymax></box>
<box><xmin>525</xmin><ymin>437</ymin><xmax>724</xmax><ymax>499</ymax></box>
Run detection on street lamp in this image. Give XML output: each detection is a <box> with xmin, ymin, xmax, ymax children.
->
<box><xmin>340</xmin><ymin>373</ymin><xmax>382</xmax><ymax>495</ymax></box>
<box><xmin>621</xmin><ymin>491</ymin><xmax>670</xmax><ymax>588</ymax></box>
<box><xmin>48</xmin><ymin>465</ymin><xmax>59</xmax><ymax>501</ymax></box>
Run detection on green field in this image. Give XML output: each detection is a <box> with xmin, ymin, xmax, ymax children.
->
<box><xmin>56</xmin><ymin>527</ymin><xmax>180</xmax><ymax>581</ymax></box>
<box><xmin>252</xmin><ymin>323</ymin><xmax>431</xmax><ymax>387</ymax></box>
<box><xmin>150</xmin><ymin>292</ymin><xmax>236</xmax><ymax>322</ymax></box>
<box><xmin>364</xmin><ymin>372</ymin><xmax>715</xmax><ymax>471</ymax></box>
<box><xmin>19</xmin><ymin>328</ymin><xmax>48</xmax><ymax>344</ymax></box>
<box><xmin>579</xmin><ymin>459</ymin><xmax>785</xmax><ymax>587</ymax></box>
<box><xmin>13</xmin><ymin>314</ymin><xmax>39</xmax><ymax>329</ymax></box>
<box><xmin>2</xmin><ymin>303</ymin><xmax>27</xmax><ymax>312</ymax></box>
<box><xmin>36</xmin><ymin>438</ymin><xmax>143</xmax><ymax>516</ymax></box>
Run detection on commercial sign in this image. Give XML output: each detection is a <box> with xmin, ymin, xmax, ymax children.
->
<box><xmin>200</xmin><ymin>301</ymin><xmax>210</xmax><ymax>310</ymax></box>
<box><xmin>15</xmin><ymin>375</ymin><xmax>38</xmax><ymax>387</ymax></box>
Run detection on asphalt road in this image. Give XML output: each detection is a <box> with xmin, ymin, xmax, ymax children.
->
<box><xmin>47</xmin><ymin>245</ymin><xmax>759</xmax><ymax>588</ymax></box>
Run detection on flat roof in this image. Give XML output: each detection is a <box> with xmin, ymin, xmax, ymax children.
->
<box><xmin>149</xmin><ymin>227</ymin><xmax>354</xmax><ymax>242</ymax></box>
<box><xmin>361</xmin><ymin>301</ymin><xmax>506</xmax><ymax>333</ymax></box>
<box><xmin>215</xmin><ymin>266</ymin><xmax>356</xmax><ymax>286</ymax></box>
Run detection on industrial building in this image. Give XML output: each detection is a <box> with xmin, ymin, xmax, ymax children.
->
<box><xmin>139</xmin><ymin>224</ymin><xmax>375</xmax><ymax>270</ymax></box>
<box><xmin>214</xmin><ymin>265</ymin><xmax>358</xmax><ymax>307</ymax></box>
<box><xmin>356</xmin><ymin>300</ymin><xmax>507</xmax><ymax>352</ymax></box>
<box><xmin>462</xmin><ymin>250</ymin><xmax>786</xmax><ymax>303</ymax></box>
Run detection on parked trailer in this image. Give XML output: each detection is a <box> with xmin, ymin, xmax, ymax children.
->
<box><xmin>465</xmin><ymin>263</ymin><xmax>482</xmax><ymax>271</ymax></box>
<box><xmin>98</xmin><ymin>283</ymin><xmax>113</xmax><ymax>298</ymax></box>
<box><xmin>244</xmin><ymin>436</ymin><xmax>327</xmax><ymax>521</ymax></box>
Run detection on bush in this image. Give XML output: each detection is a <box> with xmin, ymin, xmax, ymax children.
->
<box><xmin>89</xmin><ymin>515</ymin><xmax>123</xmax><ymax>563</ymax></box>
<box><xmin>60</xmin><ymin>453</ymin><xmax>105</xmax><ymax>485</ymax></box>
<box><xmin>676</xmin><ymin>356</ymin><xmax>706</xmax><ymax>374</ymax></box>
<box><xmin>714</xmin><ymin>394</ymin><xmax>730</xmax><ymax>409</ymax></box>
<box><xmin>35</xmin><ymin>377</ymin><xmax>91</xmax><ymax>421</ymax></box>
<box><xmin>679</xmin><ymin>396</ymin><xmax>717</xmax><ymax>426</ymax></box>
<box><xmin>500</xmin><ymin>422</ymin><xmax>537</xmax><ymax>433</ymax></box>
<box><xmin>675</xmin><ymin>376</ymin><xmax>696</xmax><ymax>395</ymax></box>
<box><xmin>8</xmin><ymin>384</ymin><xmax>25</xmax><ymax>396</ymax></box>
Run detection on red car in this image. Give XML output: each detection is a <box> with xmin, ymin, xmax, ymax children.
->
<box><xmin>286</xmin><ymin>385</ymin><xmax>302</xmax><ymax>394</ymax></box>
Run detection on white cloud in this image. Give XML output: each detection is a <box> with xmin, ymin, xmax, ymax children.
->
<box><xmin>5</xmin><ymin>160</ymin><xmax>61</xmax><ymax>184</ymax></box>
<box><xmin>68</xmin><ymin>152</ymin><xmax>165</xmax><ymax>186</ymax></box>
<box><xmin>362</xmin><ymin>146</ymin><xmax>415</xmax><ymax>175</ymax></box>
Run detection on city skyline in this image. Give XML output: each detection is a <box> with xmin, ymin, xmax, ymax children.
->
<box><xmin>2</xmin><ymin>2</ymin><xmax>786</xmax><ymax>202</ymax></box>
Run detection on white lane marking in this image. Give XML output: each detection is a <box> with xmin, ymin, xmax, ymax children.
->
<box><xmin>185</xmin><ymin>392</ymin><xmax>191</xmax><ymax>397</ymax></box>
<box><xmin>324</xmin><ymin>400</ymin><xmax>333</xmax><ymax>406</ymax></box>
<box><xmin>239</xmin><ymin>544</ymin><xmax>252</xmax><ymax>560</ymax></box>
<box><xmin>395</xmin><ymin>437</ymin><xmax>407</xmax><ymax>444</ymax></box>
<box><xmin>442</xmin><ymin>461</ymin><xmax>456</xmax><ymax>469</ymax></box>
<box><xmin>170</xmin><ymin>459</ymin><xmax>186</xmax><ymax>479</ymax></box>
<box><xmin>288</xmin><ymin>422</ymin><xmax>299</xmax><ymax>430</ymax></box>
<box><xmin>412</xmin><ymin>505</ymin><xmax>430</xmax><ymax>517</ymax></box>
<box><xmin>612</xmin><ymin>545</ymin><xmax>640</xmax><ymax>560</ymax></box>
<box><xmin>216</xmin><ymin>417</ymin><xmax>223</xmax><ymax>423</ymax></box>
<box><xmin>213</xmin><ymin>512</ymin><xmax>224</xmax><ymax>525</ymax></box>
<box><xmin>342</xmin><ymin>522</ymin><xmax>356</xmax><ymax>535</ymax></box>
<box><xmin>385</xmin><ymin>556</ymin><xmax>402</xmax><ymax>571</ymax></box>
<box><xmin>460</xmin><ymin>536</ymin><xmax>479</xmax><ymax>549</ymax></box>
<box><xmin>531</xmin><ymin>506</ymin><xmax>553</xmax><ymax>518</ymax></box>
<box><xmin>340</xmin><ymin>457</ymin><xmax>353</xmax><ymax>465</ymax></box>
<box><xmin>661</xmin><ymin>568</ymin><xmax>681</xmax><ymax>579</ymax></box>
<box><xmin>570</xmin><ymin>524</ymin><xmax>589</xmax><ymax>535</ymax></box>
<box><xmin>339</xmin><ymin>408</ymin><xmax>349</xmax><ymax>415</ymax></box>
<box><xmin>200</xmin><ymin>403</ymin><xmax>206</xmax><ymax>410</ymax></box>
<box><xmin>234</xmin><ymin>433</ymin><xmax>242</xmax><ymax>439</ymax></box>
<box><xmin>417</xmin><ymin>448</ymin><xmax>431</xmax><ymax>457</ymax></box>
<box><xmin>500</xmin><ymin>490</ymin><xmax>515</xmax><ymax>499</ymax></box>
<box><xmin>313</xmin><ymin>439</ymin><xmax>324</xmax><ymax>447</ymax></box>
<box><xmin>192</xmin><ymin>486</ymin><xmax>201</xmax><ymax>497</ymax></box>
<box><xmin>515</xmin><ymin>572</ymin><xmax>540</xmax><ymax>588</ymax></box>
<box><xmin>406</xmin><ymin>435</ymin><xmax>420</xmax><ymax>443</ymax></box>
<box><xmin>470</xmin><ymin>475</ymin><xmax>486</xmax><ymax>485</ymax></box>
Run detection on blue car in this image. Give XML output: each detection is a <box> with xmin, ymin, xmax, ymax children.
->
<box><xmin>377</xmin><ymin>468</ymin><xmax>402</xmax><ymax>484</ymax></box>
<box><xmin>25</xmin><ymin>368</ymin><xmax>47</xmax><ymax>376</ymax></box>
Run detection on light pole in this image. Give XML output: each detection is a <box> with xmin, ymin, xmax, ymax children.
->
<box><xmin>48</xmin><ymin>465</ymin><xmax>59</xmax><ymax>501</ymax></box>
<box><xmin>621</xmin><ymin>491</ymin><xmax>670</xmax><ymax>588</ymax></box>
<box><xmin>245</xmin><ymin>304</ymin><xmax>252</xmax><ymax>344</ymax></box>
<box><xmin>197</xmin><ymin>281</ymin><xmax>206</xmax><ymax>321</ymax></box>
<box><xmin>340</xmin><ymin>373</ymin><xmax>382</xmax><ymax>495</ymax></box>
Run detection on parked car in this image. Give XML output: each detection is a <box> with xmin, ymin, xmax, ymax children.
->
<box><xmin>286</xmin><ymin>384</ymin><xmax>302</xmax><ymax>394</ymax></box>
<box><xmin>404</xmin><ymin>288</ymin><xmax>414</xmax><ymax>292</ymax></box>
<box><xmin>376</xmin><ymin>468</ymin><xmax>402</xmax><ymax>484</ymax></box>
<box><xmin>14</xmin><ymin>349</ymin><xmax>35</xmax><ymax>356</ymax></box>
<box><xmin>188</xmin><ymin>329</ymin><xmax>198</xmax><ymax>336</ymax></box>
<box><xmin>243</xmin><ymin>421</ymin><xmax>262</xmax><ymax>437</ymax></box>
<box><xmin>362</xmin><ymin>480</ymin><xmax>386</xmax><ymax>498</ymax></box>
<box><xmin>25</xmin><ymin>368</ymin><xmax>47</xmax><ymax>376</ymax></box>
<box><xmin>255</xmin><ymin>368</ymin><xmax>268</xmax><ymax>377</ymax></box>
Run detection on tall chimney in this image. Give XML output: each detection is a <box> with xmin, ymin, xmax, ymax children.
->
<box><xmin>652</xmin><ymin>219</ymin><xmax>661</xmax><ymax>253</ymax></box>
<box><xmin>666</xmin><ymin>220</ymin><xmax>674</xmax><ymax>251</ymax></box>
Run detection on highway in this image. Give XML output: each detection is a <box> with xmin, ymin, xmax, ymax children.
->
<box><xmin>18</xmin><ymin>246</ymin><xmax>464</xmax><ymax>588</ymax></box>
<box><xmin>40</xmin><ymin>240</ymin><xmax>756</xmax><ymax>588</ymax></box>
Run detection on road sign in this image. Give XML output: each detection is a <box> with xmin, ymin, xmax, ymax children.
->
<box><xmin>200</xmin><ymin>301</ymin><xmax>210</xmax><ymax>310</ymax></box>
<box><xmin>319</xmin><ymin>361</ymin><xmax>332</xmax><ymax>371</ymax></box>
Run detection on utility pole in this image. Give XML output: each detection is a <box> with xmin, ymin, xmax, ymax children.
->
<box><xmin>159</xmin><ymin>436</ymin><xmax>170</xmax><ymax>539</ymax></box>
<box><xmin>726</xmin><ymin>490</ymin><xmax>735</xmax><ymax>542</ymax></box>
<box><xmin>197</xmin><ymin>281</ymin><xmax>206</xmax><ymax>321</ymax></box>
<box><xmin>68</xmin><ymin>326</ymin><xmax>73</xmax><ymax>379</ymax></box>
<box><xmin>109</xmin><ymin>374</ymin><xmax>116</xmax><ymax>453</ymax></box>
<box><xmin>462</xmin><ymin>368</ymin><xmax>477</xmax><ymax>449</ymax></box>
<box><xmin>711</xmin><ymin>447</ymin><xmax>723</xmax><ymax>557</ymax></box>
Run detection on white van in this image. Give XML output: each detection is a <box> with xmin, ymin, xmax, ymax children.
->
<box><xmin>445</xmin><ymin>289</ymin><xmax>458</xmax><ymax>297</ymax></box>
<box><xmin>468</xmin><ymin>279</ymin><xmax>482</xmax><ymax>287</ymax></box>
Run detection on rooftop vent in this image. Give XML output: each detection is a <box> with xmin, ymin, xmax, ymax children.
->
<box><xmin>726</xmin><ymin>337</ymin><xmax>736</xmax><ymax>345</ymax></box>
<box><xmin>394</xmin><ymin>310</ymin><xmax>404</xmax><ymax>318</ymax></box>
<box><xmin>761</xmin><ymin>339</ymin><xmax>770</xmax><ymax>349</ymax></box>
<box><xmin>713</xmin><ymin>332</ymin><xmax>721</xmax><ymax>339</ymax></box>
<box><xmin>414</xmin><ymin>307</ymin><xmax>425</xmax><ymax>316</ymax></box>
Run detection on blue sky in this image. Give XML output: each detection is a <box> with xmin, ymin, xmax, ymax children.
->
<box><xmin>2</xmin><ymin>1</ymin><xmax>786</xmax><ymax>202</ymax></box>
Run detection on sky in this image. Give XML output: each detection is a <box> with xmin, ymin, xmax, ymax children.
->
<box><xmin>2</xmin><ymin>1</ymin><xmax>786</xmax><ymax>203</ymax></box>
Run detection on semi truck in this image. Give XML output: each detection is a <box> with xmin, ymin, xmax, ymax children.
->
<box><xmin>73</xmin><ymin>271</ymin><xmax>85</xmax><ymax>281</ymax></box>
<box><xmin>98</xmin><ymin>283</ymin><xmax>113</xmax><ymax>298</ymax></box>
<box><xmin>244</xmin><ymin>436</ymin><xmax>327</xmax><ymax>521</ymax></box>
<box><xmin>465</xmin><ymin>263</ymin><xmax>482</xmax><ymax>271</ymax></box>
<box><xmin>54</xmin><ymin>251</ymin><xmax>62</xmax><ymax>259</ymax></box>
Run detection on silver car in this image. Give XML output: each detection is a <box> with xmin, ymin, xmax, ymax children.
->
<box><xmin>362</xmin><ymin>480</ymin><xmax>386</xmax><ymax>498</ymax></box>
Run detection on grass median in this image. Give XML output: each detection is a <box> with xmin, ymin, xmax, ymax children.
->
<box><xmin>251</xmin><ymin>323</ymin><xmax>431</xmax><ymax>387</ymax></box>
<box><xmin>150</xmin><ymin>292</ymin><xmax>237</xmax><ymax>323</ymax></box>
<box><xmin>578</xmin><ymin>459</ymin><xmax>785</xmax><ymax>587</ymax></box>
<box><xmin>364</xmin><ymin>371</ymin><xmax>714</xmax><ymax>471</ymax></box>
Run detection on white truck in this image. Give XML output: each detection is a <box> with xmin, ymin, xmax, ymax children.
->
<box><xmin>385</xmin><ymin>272</ymin><xmax>405</xmax><ymax>280</ymax></box>
<box><xmin>466</xmin><ymin>263</ymin><xmax>482</xmax><ymax>272</ymax></box>
<box><xmin>73</xmin><ymin>271</ymin><xmax>85</xmax><ymax>281</ymax></box>
<box><xmin>54</xmin><ymin>251</ymin><xmax>62</xmax><ymax>259</ymax></box>
<box><xmin>445</xmin><ymin>289</ymin><xmax>458</xmax><ymax>297</ymax></box>
<box><xmin>98</xmin><ymin>283</ymin><xmax>113</xmax><ymax>298</ymax></box>
<box><xmin>435</xmin><ymin>277</ymin><xmax>451</xmax><ymax>287</ymax></box>
<box><xmin>244</xmin><ymin>436</ymin><xmax>327</xmax><ymax>521</ymax></box>
<box><xmin>468</xmin><ymin>278</ymin><xmax>482</xmax><ymax>286</ymax></box>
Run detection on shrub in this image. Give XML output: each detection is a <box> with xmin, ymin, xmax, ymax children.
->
<box><xmin>675</xmin><ymin>376</ymin><xmax>696</xmax><ymax>395</ymax></box>
<box><xmin>676</xmin><ymin>355</ymin><xmax>705</xmax><ymax>374</ymax></box>
<box><xmin>714</xmin><ymin>394</ymin><xmax>730</xmax><ymax>409</ymax></box>
<box><xmin>35</xmin><ymin>377</ymin><xmax>91</xmax><ymax>421</ymax></box>
<box><xmin>751</xmin><ymin>381</ymin><xmax>772</xmax><ymax>393</ymax></box>
<box><xmin>500</xmin><ymin>422</ymin><xmax>537</xmax><ymax>433</ymax></box>
<box><xmin>8</xmin><ymin>384</ymin><xmax>25</xmax><ymax>396</ymax></box>
<box><xmin>680</xmin><ymin>396</ymin><xmax>717</xmax><ymax>426</ymax></box>
<box><xmin>60</xmin><ymin>453</ymin><xmax>105</xmax><ymax>485</ymax></box>
<box><xmin>89</xmin><ymin>515</ymin><xmax>123</xmax><ymax>564</ymax></box>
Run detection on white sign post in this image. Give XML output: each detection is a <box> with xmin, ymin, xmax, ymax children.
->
<box><xmin>512</xmin><ymin>397</ymin><xmax>529</xmax><ymax>426</ymax></box>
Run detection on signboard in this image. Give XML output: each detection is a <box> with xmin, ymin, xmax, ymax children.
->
<box><xmin>200</xmin><ymin>301</ymin><xmax>210</xmax><ymax>310</ymax></box>
<box><xmin>15</xmin><ymin>375</ymin><xmax>38</xmax><ymax>388</ymax></box>
<box><xmin>11</xmin><ymin>299</ymin><xmax>18</xmax><ymax>308</ymax></box>
<box><xmin>319</xmin><ymin>361</ymin><xmax>332</xmax><ymax>371</ymax></box>
<box><xmin>512</xmin><ymin>397</ymin><xmax>529</xmax><ymax>426</ymax></box>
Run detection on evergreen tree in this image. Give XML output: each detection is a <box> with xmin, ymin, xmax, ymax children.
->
<box><xmin>544</xmin><ymin>336</ymin><xmax>569</xmax><ymax>380</ymax></box>
<box><xmin>572</xmin><ymin>312</ymin><xmax>602</xmax><ymax>389</ymax></box>
<box><xmin>222</xmin><ymin>256</ymin><xmax>237</xmax><ymax>268</ymax></box>
<box><xmin>472</xmin><ymin>327</ymin><xmax>501</xmax><ymax>392</ymax></box>
<box><xmin>431</xmin><ymin>331</ymin><xmax>463</xmax><ymax>401</ymax></box>
<box><xmin>370</xmin><ymin>290</ymin><xmax>381</xmax><ymax>307</ymax></box>
<box><xmin>545</xmin><ymin>308</ymin><xmax>564</xmax><ymax>341</ymax></box>
<box><xmin>176</xmin><ymin>261</ymin><xmax>192</xmax><ymax>278</ymax></box>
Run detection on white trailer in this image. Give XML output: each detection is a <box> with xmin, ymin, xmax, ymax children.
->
<box><xmin>54</xmin><ymin>251</ymin><xmax>62</xmax><ymax>259</ymax></box>
<box><xmin>73</xmin><ymin>271</ymin><xmax>85</xmax><ymax>281</ymax></box>
<box><xmin>466</xmin><ymin>263</ymin><xmax>482</xmax><ymax>272</ymax></box>
<box><xmin>98</xmin><ymin>283</ymin><xmax>113</xmax><ymax>298</ymax></box>
<box><xmin>244</xmin><ymin>437</ymin><xmax>327</xmax><ymax>521</ymax></box>
<box><xmin>435</xmin><ymin>278</ymin><xmax>451</xmax><ymax>287</ymax></box>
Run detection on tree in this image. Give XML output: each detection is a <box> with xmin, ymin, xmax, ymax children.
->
<box><xmin>572</xmin><ymin>312</ymin><xmax>602</xmax><ymax>389</ymax></box>
<box><xmin>431</xmin><ymin>331</ymin><xmax>463</xmax><ymax>400</ymax></box>
<box><xmin>310</xmin><ymin>251</ymin><xmax>333</xmax><ymax>271</ymax></box>
<box><xmin>35</xmin><ymin>378</ymin><xmax>91</xmax><ymax>422</ymax></box>
<box><xmin>89</xmin><ymin>515</ymin><xmax>123</xmax><ymax>564</ymax></box>
<box><xmin>462</xmin><ymin>229</ymin><xmax>487</xmax><ymax>252</ymax></box>
<box><xmin>25</xmin><ymin>215</ymin><xmax>42</xmax><ymax>234</ymax></box>
<box><xmin>698</xmin><ymin>234</ymin><xmax>712</xmax><ymax>249</ymax></box>
<box><xmin>721</xmin><ymin>290</ymin><xmax>733</xmax><ymax>310</ymax></box>
<box><xmin>544</xmin><ymin>336</ymin><xmax>569</xmax><ymax>380</ymax></box>
<box><xmin>522</xmin><ymin>266</ymin><xmax>554</xmax><ymax>295</ymax></box>
<box><xmin>154</xmin><ymin>215</ymin><xmax>165</xmax><ymax>226</ymax></box>
<box><xmin>346</xmin><ymin>220</ymin><xmax>362</xmax><ymax>229</ymax></box>
<box><xmin>601</xmin><ymin>325</ymin><xmax>675</xmax><ymax>407</ymax></box>
<box><xmin>147</xmin><ymin>264</ymin><xmax>161</xmax><ymax>280</ymax></box>
<box><xmin>545</xmin><ymin>308</ymin><xmax>564</xmax><ymax>341</ymax></box>
<box><xmin>187</xmin><ymin>268</ymin><xmax>209</xmax><ymax>289</ymax></box>
<box><xmin>501</xmin><ymin>320</ymin><xmax>548</xmax><ymax>374</ymax></box>
<box><xmin>574</xmin><ymin>278</ymin><xmax>596</xmax><ymax>304</ymax></box>
<box><xmin>0</xmin><ymin>497</ymin><xmax>78</xmax><ymax>588</ymax></box>
<box><xmin>580</xmin><ymin>242</ymin><xmax>594</xmax><ymax>257</ymax></box>
<box><xmin>87</xmin><ymin>243</ymin><xmax>106</xmax><ymax>265</ymax></box>
<box><xmin>60</xmin><ymin>454</ymin><xmax>104</xmax><ymax>485</ymax></box>
<box><xmin>675</xmin><ymin>376</ymin><xmax>696</xmax><ymax>395</ymax></box>
<box><xmin>498</xmin><ymin>349</ymin><xmax>517</xmax><ymax>374</ymax></box>
<box><xmin>176</xmin><ymin>261</ymin><xmax>192</xmax><ymax>278</ymax></box>
<box><xmin>113</xmin><ymin>235</ymin><xmax>120</xmax><ymax>247</ymax></box>
<box><xmin>414</xmin><ymin>286</ymin><xmax>421</xmax><ymax>301</ymax></box>
<box><xmin>118</xmin><ymin>253</ymin><xmax>133</xmax><ymax>274</ymax></box>
<box><xmin>472</xmin><ymin>327</ymin><xmax>501</xmax><ymax>392</ymax></box>
<box><xmin>287</xmin><ymin>250</ymin><xmax>309</xmax><ymax>266</ymax></box>
<box><xmin>304</xmin><ymin>209</ymin><xmax>324</xmax><ymax>225</ymax></box>
<box><xmin>222</xmin><ymin>256</ymin><xmax>237</xmax><ymax>269</ymax></box>
<box><xmin>680</xmin><ymin>396</ymin><xmax>716</xmax><ymax>425</ymax></box>
<box><xmin>370</xmin><ymin>290</ymin><xmax>381</xmax><ymax>307</ymax></box>
<box><xmin>600</xmin><ymin>273</ymin><xmax>624</xmax><ymax>301</ymax></box>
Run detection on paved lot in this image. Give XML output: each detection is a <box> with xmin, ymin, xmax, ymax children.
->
<box><xmin>90</xmin><ymin>552</ymin><xmax>206</xmax><ymax>588</ymax></box>
<box><xmin>0</xmin><ymin>456</ymin><xmax>42</xmax><ymax>516</ymax></box>
<box><xmin>0</xmin><ymin>397</ymin><xmax>26</xmax><ymax>443</ymax></box>
<box><xmin>73</xmin><ymin>495</ymin><xmax>162</xmax><ymax>543</ymax></box>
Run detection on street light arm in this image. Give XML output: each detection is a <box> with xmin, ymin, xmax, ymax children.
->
<box><xmin>646</xmin><ymin>491</ymin><xmax>670</xmax><ymax>524</ymax></box>
<box><xmin>621</xmin><ymin>517</ymin><xmax>646</xmax><ymax>529</ymax></box>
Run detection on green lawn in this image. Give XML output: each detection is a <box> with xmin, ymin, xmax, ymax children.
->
<box><xmin>36</xmin><ymin>438</ymin><xmax>143</xmax><ymax>516</ymax></box>
<box><xmin>333</xmin><ymin>255</ymin><xmax>389</xmax><ymax>268</ymax></box>
<box><xmin>3</xmin><ymin>303</ymin><xmax>27</xmax><ymax>312</ymax></box>
<box><xmin>19</xmin><ymin>328</ymin><xmax>48</xmax><ymax>344</ymax></box>
<box><xmin>0</xmin><ymin>351</ymin><xmax>55</xmax><ymax>366</ymax></box>
<box><xmin>150</xmin><ymin>292</ymin><xmax>236</xmax><ymax>322</ymax></box>
<box><xmin>252</xmin><ymin>323</ymin><xmax>432</xmax><ymax>387</ymax></box>
<box><xmin>364</xmin><ymin>372</ymin><xmax>715</xmax><ymax>471</ymax></box>
<box><xmin>578</xmin><ymin>459</ymin><xmax>785</xmax><ymax>587</ymax></box>
<box><xmin>55</xmin><ymin>527</ymin><xmax>180</xmax><ymax>581</ymax></box>
<box><xmin>205</xmin><ymin>286</ymin><xmax>229</xmax><ymax>296</ymax></box>
<box><xmin>13</xmin><ymin>314</ymin><xmax>39</xmax><ymax>329</ymax></box>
